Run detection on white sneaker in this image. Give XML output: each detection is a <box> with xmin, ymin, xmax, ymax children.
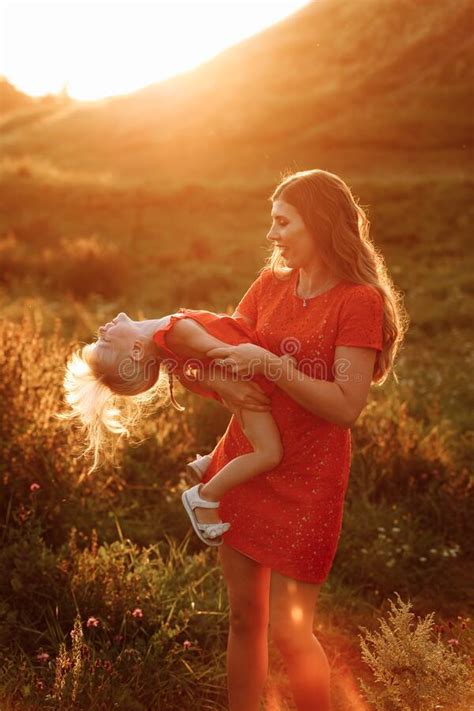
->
<box><xmin>186</xmin><ymin>453</ymin><xmax>212</xmax><ymax>482</ymax></box>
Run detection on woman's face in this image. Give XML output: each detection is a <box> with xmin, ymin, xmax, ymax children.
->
<box><xmin>266</xmin><ymin>199</ymin><xmax>319</xmax><ymax>269</ymax></box>
<box><xmin>95</xmin><ymin>312</ymin><xmax>142</xmax><ymax>359</ymax></box>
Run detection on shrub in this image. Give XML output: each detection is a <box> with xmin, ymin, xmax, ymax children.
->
<box><xmin>41</xmin><ymin>234</ymin><xmax>131</xmax><ymax>299</ymax></box>
<box><xmin>0</xmin><ymin>518</ymin><xmax>67</xmax><ymax>651</ymax></box>
<box><xmin>0</xmin><ymin>531</ymin><xmax>229</xmax><ymax>711</ymax></box>
<box><xmin>358</xmin><ymin>593</ymin><xmax>474</xmax><ymax>711</ymax></box>
<box><xmin>0</xmin><ymin>312</ymin><xmax>102</xmax><ymax>543</ymax></box>
<box><xmin>350</xmin><ymin>382</ymin><xmax>473</xmax><ymax>547</ymax></box>
<box><xmin>0</xmin><ymin>229</ymin><xmax>131</xmax><ymax>299</ymax></box>
<box><xmin>333</xmin><ymin>495</ymin><xmax>461</xmax><ymax>602</ymax></box>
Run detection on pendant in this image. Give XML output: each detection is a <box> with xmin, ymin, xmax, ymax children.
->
<box><xmin>303</xmin><ymin>299</ymin><xmax>308</xmax><ymax>307</ymax></box>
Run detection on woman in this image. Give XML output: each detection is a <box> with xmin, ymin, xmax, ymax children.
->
<box><xmin>62</xmin><ymin>168</ymin><xmax>406</xmax><ymax>710</ymax></box>
<box><xmin>166</xmin><ymin>168</ymin><xmax>407</xmax><ymax>711</ymax></box>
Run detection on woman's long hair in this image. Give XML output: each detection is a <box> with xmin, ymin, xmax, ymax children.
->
<box><xmin>265</xmin><ymin>168</ymin><xmax>409</xmax><ymax>384</ymax></box>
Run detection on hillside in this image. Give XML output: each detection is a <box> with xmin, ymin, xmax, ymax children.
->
<box><xmin>0</xmin><ymin>77</ymin><xmax>36</xmax><ymax>114</ymax></box>
<box><xmin>1</xmin><ymin>0</ymin><xmax>473</xmax><ymax>187</ymax></box>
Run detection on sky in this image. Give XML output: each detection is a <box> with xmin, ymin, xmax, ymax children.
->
<box><xmin>0</xmin><ymin>0</ymin><xmax>309</xmax><ymax>101</ymax></box>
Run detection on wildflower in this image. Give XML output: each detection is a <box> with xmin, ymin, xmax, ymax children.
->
<box><xmin>102</xmin><ymin>660</ymin><xmax>113</xmax><ymax>672</ymax></box>
<box><xmin>35</xmin><ymin>680</ymin><xmax>45</xmax><ymax>690</ymax></box>
<box><xmin>419</xmin><ymin>557</ymin><xmax>427</xmax><ymax>563</ymax></box>
<box><xmin>114</xmin><ymin>634</ymin><xmax>124</xmax><ymax>643</ymax></box>
<box><xmin>30</xmin><ymin>482</ymin><xmax>41</xmax><ymax>492</ymax></box>
<box><xmin>36</xmin><ymin>651</ymin><xmax>50</xmax><ymax>663</ymax></box>
<box><xmin>391</xmin><ymin>527</ymin><xmax>401</xmax><ymax>534</ymax></box>
<box><xmin>132</xmin><ymin>607</ymin><xmax>143</xmax><ymax>619</ymax></box>
<box><xmin>183</xmin><ymin>640</ymin><xmax>192</xmax><ymax>650</ymax></box>
<box><xmin>86</xmin><ymin>616</ymin><xmax>100</xmax><ymax>628</ymax></box>
<box><xmin>447</xmin><ymin>638</ymin><xmax>459</xmax><ymax>646</ymax></box>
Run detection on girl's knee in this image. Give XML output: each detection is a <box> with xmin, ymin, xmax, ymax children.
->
<box><xmin>260</xmin><ymin>441</ymin><xmax>283</xmax><ymax>470</ymax></box>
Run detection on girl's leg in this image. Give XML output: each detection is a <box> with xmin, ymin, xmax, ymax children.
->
<box><xmin>269</xmin><ymin>571</ymin><xmax>331</xmax><ymax>711</ymax></box>
<box><xmin>171</xmin><ymin>319</ymin><xmax>282</xmax><ymax>536</ymax></box>
<box><xmin>200</xmin><ymin>407</ymin><xmax>282</xmax><ymax>500</ymax></box>
<box><xmin>193</xmin><ymin>407</ymin><xmax>282</xmax><ymax>531</ymax></box>
<box><xmin>219</xmin><ymin>542</ymin><xmax>271</xmax><ymax>711</ymax></box>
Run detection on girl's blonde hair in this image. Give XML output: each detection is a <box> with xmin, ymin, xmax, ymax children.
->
<box><xmin>58</xmin><ymin>339</ymin><xmax>183</xmax><ymax>480</ymax></box>
<box><xmin>265</xmin><ymin>168</ymin><xmax>409</xmax><ymax>384</ymax></box>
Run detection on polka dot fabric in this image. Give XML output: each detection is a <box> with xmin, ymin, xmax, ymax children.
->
<box><xmin>199</xmin><ymin>269</ymin><xmax>384</xmax><ymax>583</ymax></box>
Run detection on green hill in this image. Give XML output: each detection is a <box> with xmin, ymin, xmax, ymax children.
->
<box><xmin>1</xmin><ymin>0</ymin><xmax>472</xmax><ymax>188</ymax></box>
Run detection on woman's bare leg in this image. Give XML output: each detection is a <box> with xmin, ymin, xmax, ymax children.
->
<box><xmin>269</xmin><ymin>571</ymin><xmax>331</xmax><ymax>711</ymax></box>
<box><xmin>219</xmin><ymin>543</ymin><xmax>271</xmax><ymax>711</ymax></box>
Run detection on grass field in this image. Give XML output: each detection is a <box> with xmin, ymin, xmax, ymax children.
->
<box><xmin>0</xmin><ymin>0</ymin><xmax>473</xmax><ymax>708</ymax></box>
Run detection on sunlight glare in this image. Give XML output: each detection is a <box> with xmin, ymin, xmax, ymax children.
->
<box><xmin>290</xmin><ymin>604</ymin><xmax>303</xmax><ymax>623</ymax></box>
<box><xmin>0</xmin><ymin>0</ymin><xmax>309</xmax><ymax>101</ymax></box>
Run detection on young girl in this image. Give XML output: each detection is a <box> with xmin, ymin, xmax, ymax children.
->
<box><xmin>63</xmin><ymin>308</ymin><xmax>294</xmax><ymax>547</ymax></box>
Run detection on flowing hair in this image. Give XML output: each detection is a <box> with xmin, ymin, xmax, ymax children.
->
<box><xmin>264</xmin><ymin>168</ymin><xmax>409</xmax><ymax>384</ymax></box>
<box><xmin>57</xmin><ymin>339</ymin><xmax>184</xmax><ymax>481</ymax></box>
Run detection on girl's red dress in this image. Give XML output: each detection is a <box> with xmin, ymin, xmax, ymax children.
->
<box><xmin>153</xmin><ymin>269</ymin><xmax>384</xmax><ymax>584</ymax></box>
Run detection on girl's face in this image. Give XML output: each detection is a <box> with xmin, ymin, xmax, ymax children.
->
<box><xmin>266</xmin><ymin>199</ymin><xmax>319</xmax><ymax>269</ymax></box>
<box><xmin>95</xmin><ymin>312</ymin><xmax>142</xmax><ymax>359</ymax></box>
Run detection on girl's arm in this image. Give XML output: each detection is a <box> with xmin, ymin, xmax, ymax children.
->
<box><xmin>166</xmin><ymin>319</ymin><xmax>272</xmax><ymax>412</ymax></box>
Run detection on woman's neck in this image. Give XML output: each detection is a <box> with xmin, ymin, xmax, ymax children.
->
<box><xmin>296</xmin><ymin>265</ymin><xmax>338</xmax><ymax>299</ymax></box>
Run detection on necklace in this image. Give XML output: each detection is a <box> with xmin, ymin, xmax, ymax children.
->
<box><xmin>295</xmin><ymin>273</ymin><xmax>337</xmax><ymax>307</ymax></box>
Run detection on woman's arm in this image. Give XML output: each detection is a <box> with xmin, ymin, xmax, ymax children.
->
<box><xmin>208</xmin><ymin>284</ymin><xmax>383</xmax><ymax>428</ymax></box>
<box><xmin>269</xmin><ymin>345</ymin><xmax>377</xmax><ymax>428</ymax></box>
<box><xmin>207</xmin><ymin>343</ymin><xmax>377</xmax><ymax>428</ymax></box>
<box><xmin>174</xmin><ymin>364</ymin><xmax>272</xmax><ymax>412</ymax></box>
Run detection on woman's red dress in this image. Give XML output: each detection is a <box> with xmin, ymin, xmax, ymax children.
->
<box><xmin>154</xmin><ymin>269</ymin><xmax>384</xmax><ymax>584</ymax></box>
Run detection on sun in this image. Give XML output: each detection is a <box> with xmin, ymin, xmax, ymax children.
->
<box><xmin>0</xmin><ymin>0</ymin><xmax>309</xmax><ymax>101</ymax></box>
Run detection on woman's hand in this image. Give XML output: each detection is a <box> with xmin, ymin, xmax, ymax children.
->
<box><xmin>206</xmin><ymin>343</ymin><xmax>269</xmax><ymax>377</ymax></box>
<box><xmin>212</xmin><ymin>371</ymin><xmax>272</xmax><ymax>413</ymax></box>
<box><xmin>176</xmin><ymin>362</ymin><xmax>271</xmax><ymax>413</ymax></box>
<box><xmin>213</xmin><ymin>373</ymin><xmax>272</xmax><ymax>430</ymax></box>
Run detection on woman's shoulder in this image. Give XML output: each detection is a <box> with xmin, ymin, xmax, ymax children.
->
<box><xmin>257</xmin><ymin>266</ymin><xmax>293</xmax><ymax>288</ymax></box>
<box><xmin>339</xmin><ymin>281</ymin><xmax>382</xmax><ymax>300</ymax></box>
<box><xmin>337</xmin><ymin>281</ymin><xmax>384</xmax><ymax>315</ymax></box>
